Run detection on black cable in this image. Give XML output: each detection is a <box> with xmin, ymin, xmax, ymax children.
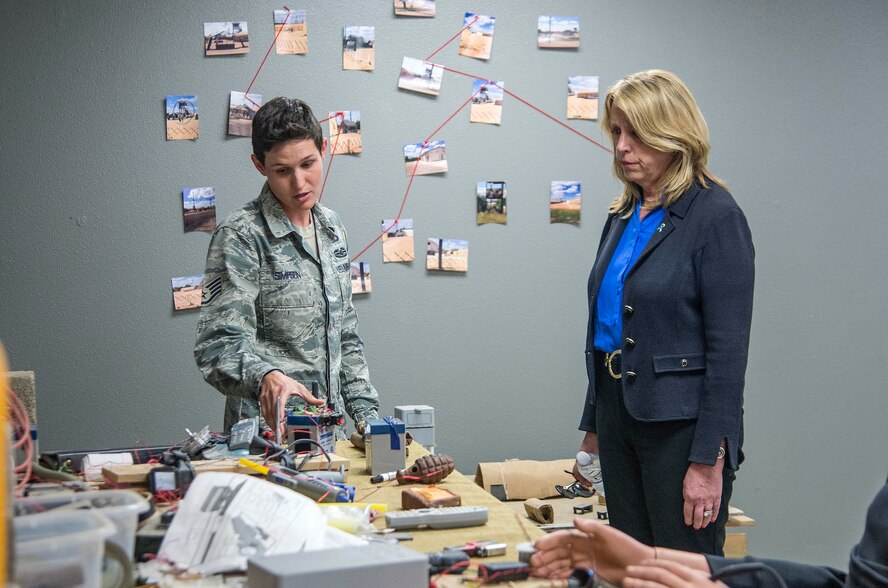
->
<box><xmin>286</xmin><ymin>438</ymin><xmax>331</xmax><ymax>470</ymax></box>
<box><xmin>295</xmin><ymin>450</ymin><xmax>314</xmax><ymax>472</ymax></box>
<box><xmin>710</xmin><ymin>562</ymin><xmax>789</xmax><ymax>588</ymax></box>
<box><xmin>287</xmin><ymin>438</ymin><xmax>329</xmax><ymax>458</ymax></box>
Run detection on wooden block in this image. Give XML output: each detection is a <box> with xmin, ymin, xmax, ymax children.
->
<box><xmin>724</xmin><ymin>532</ymin><xmax>747</xmax><ymax>557</ymax></box>
<box><xmin>401</xmin><ymin>485</ymin><xmax>461</xmax><ymax>509</ymax></box>
<box><xmin>727</xmin><ymin>514</ymin><xmax>756</xmax><ymax>527</ymax></box>
<box><xmin>102</xmin><ymin>453</ymin><xmax>349</xmax><ymax>485</ymax></box>
<box><xmin>284</xmin><ymin>452</ymin><xmax>350</xmax><ymax>474</ymax></box>
<box><xmin>523</xmin><ymin>498</ymin><xmax>555</xmax><ymax>524</ymax></box>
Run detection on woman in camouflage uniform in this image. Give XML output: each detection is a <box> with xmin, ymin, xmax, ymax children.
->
<box><xmin>195</xmin><ymin>97</ymin><xmax>379</xmax><ymax>436</ymax></box>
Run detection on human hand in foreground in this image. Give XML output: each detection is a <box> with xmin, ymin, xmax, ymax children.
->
<box><xmin>683</xmin><ymin>460</ymin><xmax>724</xmax><ymax>530</ymax></box>
<box><xmin>530</xmin><ymin>518</ymin><xmax>653</xmax><ymax>583</ymax></box>
<box><xmin>625</xmin><ymin>559</ymin><xmax>727</xmax><ymax>588</ymax></box>
<box><xmin>259</xmin><ymin>371</ymin><xmax>325</xmax><ymax>434</ymax></box>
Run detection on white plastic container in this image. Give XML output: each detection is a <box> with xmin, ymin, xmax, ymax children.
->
<box><xmin>13</xmin><ymin>508</ymin><xmax>115</xmax><ymax>588</ymax></box>
<box><xmin>14</xmin><ymin>489</ymin><xmax>150</xmax><ymax>559</ymax></box>
<box><xmin>394</xmin><ymin>405</ymin><xmax>436</xmax><ymax>453</ymax></box>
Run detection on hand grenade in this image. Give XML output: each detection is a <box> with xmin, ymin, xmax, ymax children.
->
<box><xmin>396</xmin><ymin>454</ymin><xmax>455</xmax><ymax>485</ymax></box>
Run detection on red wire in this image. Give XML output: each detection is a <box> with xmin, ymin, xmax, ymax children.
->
<box><xmin>398</xmin><ymin>468</ymin><xmax>444</xmax><ymax>482</ymax></box>
<box><xmin>436</xmin><ymin>64</ymin><xmax>613</xmax><ymax>153</ymax></box>
<box><xmin>243</xmin><ymin>7</ymin><xmax>292</xmax><ymax>99</ymax></box>
<box><xmin>423</xmin><ymin>86</ymin><xmax>481</xmax><ymax>144</ymax></box>
<box><xmin>480</xmin><ymin>565</ymin><xmax>531</xmax><ymax>585</ymax></box>
<box><xmin>318</xmin><ymin>112</ymin><xmax>345</xmax><ymax>203</ymax></box>
<box><xmin>7</xmin><ymin>384</ymin><xmax>33</xmax><ymax>493</ymax></box>
<box><xmin>425</xmin><ymin>14</ymin><xmax>479</xmax><ymax>61</ymax></box>
<box><xmin>352</xmin><ymin>82</ymin><xmax>486</xmax><ymax>262</ymax></box>
<box><xmin>132</xmin><ymin>439</ymin><xmax>152</xmax><ymax>464</ymax></box>
<box><xmin>430</xmin><ymin>560</ymin><xmax>472</xmax><ymax>587</ymax></box>
<box><xmin>351</xmin><ymin>143</ymin><xmax>425</xmax><ymax>261</ymax></box>
<box><xmin>319</xmin><ymin>18</ymin><xmax>613</xmax><ymax>264</ymax></box>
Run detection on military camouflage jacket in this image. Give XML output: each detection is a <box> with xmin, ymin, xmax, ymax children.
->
<box><xmin>195</xmin><ymin>183</ymin><xmax>379</xmax><ymax>433</ymax></box>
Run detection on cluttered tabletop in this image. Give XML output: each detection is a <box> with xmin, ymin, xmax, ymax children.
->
<box><xmin>17</xmin><ymin>412</ymin><xmax>753</xmax><ymax>587</ymax></box>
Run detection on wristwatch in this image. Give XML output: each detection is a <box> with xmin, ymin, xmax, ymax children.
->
<box><xmin>717</xmin><ymin>446</ymin><xmax>726</xmax><ymax>460</ymax></box>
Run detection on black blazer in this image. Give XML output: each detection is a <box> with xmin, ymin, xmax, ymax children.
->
<box><xmin>580</xmin><ymin>180</ymin><xmax>755</xmax><ymax>469</ymax></box>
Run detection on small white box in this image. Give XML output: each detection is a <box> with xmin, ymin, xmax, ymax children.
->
<box><xmin>394</xmin><ymin>405</ymin><xmax>435</xmax><ymax>428</ymax></box>
<box><xmin>366</xmin><ymin>418</ymin><xmax>407</xmax><ymax>475</ymax></box>
<box><xmin>394</xmin><ymin>405</ymin><xmax>435</xmax><ymax>450</ymax></box>
<box><xmin>81</xmin><ymin>452</ymin><xmax>133</xmax><ymax>482</ymax></box>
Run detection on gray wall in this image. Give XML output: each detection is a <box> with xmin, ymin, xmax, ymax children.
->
<box><xmin>1</xmin><ymin>0</ymin><xmax>886</xmax><ymax>568</ymax></box>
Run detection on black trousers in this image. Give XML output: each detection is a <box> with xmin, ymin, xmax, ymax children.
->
<box><xmin>595</xmin><ymin>351</ymin><xmax>734</xmax><ymax>554</ymax></box>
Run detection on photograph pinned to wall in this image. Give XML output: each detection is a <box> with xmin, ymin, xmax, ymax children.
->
<box><xmin>172</xmin><ymin>275</ymin><xmax>204</xmax><ymax>311</ymax></box>
<box><xmin>165</xmin><ymin>95</ymin><xmax>199</xmax><ymax>141</ymax></box>
<box><xmin>274</xmin><ymin>9</ymin><xmax>307</xmax><ymax>55</ymax></box>
<box><xmin>351</xmin><ymin>262</ymin><xmax>372</xmax><ymax>294</ymax></box>
<box><xmin>328</xmin><ymin>111</ymin><xmax>362</xmax><ymax>155</ymax></box>
<box><xmin>476</xmin><ymin>181</ymin><xmax>507</xmax><ymax>225</ymax></box>
<box><xmin>183</xmin><ymin>187</ymin><xmax>217</xmax><ymax>233</ymax></box>
<box><xmin>404</xmin><ymin>140</ymin><xmax>447</xmax><ymax>177</ymax></box>
<box><xmin>343</xmin><ymin>26</ymin><xmax>375</xmax><ymax>71</ymax></box>
<box><xmin>381</xmin><ymin>218</ymin><xmax>415</xmax><ymax>263</ymax></box>
<box><xmin>550</xmin><ymin>181</ymin><xmax>581</xmax><ymax>224</ymax></box>
<box><xmin>398</xmin><ymin>57</ymin><xmax>444</xmax><ymax>96</ymax></box>
<box><xmin>394</xmin><ymin>0</ymin><xmax>435</xmax><ymax>18</ymax></box>
<box><xmin>567</xmin><ymin>76</ymin><xmax>599</xmax><ymax>120</ymax></box>
<box><xmin>228</xmin><ymin>91</ymin><xmax>262</xmax><ymax>137</ymax></box>
<box><xmin>204</xmin><ymin>22</ymin><xmax>249</xmax><ymax>56</ymax></box>
<box><xmin>427</xmin><ymin>238</ymin><xmax>468</xmax><ymax>272</ymax></box>
<box><xmin>538</xmin><ymin>16</ymin><xmax>580</xmax><ymax>49</ymax></box>
<box><xmin>469</xmin><ymin>80</ymin><xmax>504</xmax><ymax>125</ymax></box>
<box><xmin>458</xmin><ymin>13</ymin><xmax>495</xmax><ymax>60</ymax></box>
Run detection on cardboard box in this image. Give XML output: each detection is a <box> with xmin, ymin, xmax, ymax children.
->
<box><xmin>475</xmin><ymin>459</ymin><xmax>575</xmax><ymax>500</ymax></box>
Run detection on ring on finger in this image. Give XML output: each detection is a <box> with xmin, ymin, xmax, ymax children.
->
<box><xmin>703</xmin><ymin>509</ymin><xmax>713</xmax><ymax>517</ymax></box>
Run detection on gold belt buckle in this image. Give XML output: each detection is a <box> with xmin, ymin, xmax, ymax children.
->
<box><xmin>605</xmin><ymin>350</ymin><xmax>622</xmax><ymax>380</ymax></box>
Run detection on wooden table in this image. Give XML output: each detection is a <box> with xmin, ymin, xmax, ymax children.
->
<box><xmin>133</xmin><ymin>441</ymin><xmax>753</xmax><ymax>586</ymax></box>
<box><xmin>341</xmin><ymin>441</ymin><xmax>544</xmax><ymax>559</ymax></box>
<box><xmin>500</xmin><ymin>495</ymin><xmax>754</xmax><ymax>557</ymax></box>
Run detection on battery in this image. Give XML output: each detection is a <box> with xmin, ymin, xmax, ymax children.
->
<box><xmin>286</xmin><ymin>411</ymin><xmax>343</xmax><ymax>456</ymax></box>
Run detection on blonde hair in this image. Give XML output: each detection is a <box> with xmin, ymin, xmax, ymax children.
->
<box><xmin>600</xmin><ymin>70</ymin><xmax>725</xmax><ymax>217</ymax></box>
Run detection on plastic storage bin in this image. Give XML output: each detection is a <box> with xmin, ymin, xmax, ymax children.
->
<box><xmin>13</xmin><ymin>508</ymin><xmax>115</xmax><ymax>587</ymax></box>
<box><xmin>14</xmin><ymin>489</ymin><xmax>150</xmax><ymax>559</ymax></box>
<box><xmin>394</xmin><ymin>405</ymin><xmax>435</xmax><ymax>452</ymax></box>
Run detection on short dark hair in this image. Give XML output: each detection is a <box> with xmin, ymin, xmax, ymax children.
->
<box><xmin>251</xmin><ymin>97</ymin><xmax>324</xmax><ymax>165</ymax></box>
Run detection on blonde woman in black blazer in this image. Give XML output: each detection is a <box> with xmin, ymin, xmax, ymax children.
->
<box><xmin>573</xmin><ymin>70</ymin><xmax>755</xmax><ymax>554</ymax></box>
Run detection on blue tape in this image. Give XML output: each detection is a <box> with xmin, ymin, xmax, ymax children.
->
<box><xmin>384</xmin><ymin>416</ymin><xmax>401</xmax><ymax>450</ymax></box>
